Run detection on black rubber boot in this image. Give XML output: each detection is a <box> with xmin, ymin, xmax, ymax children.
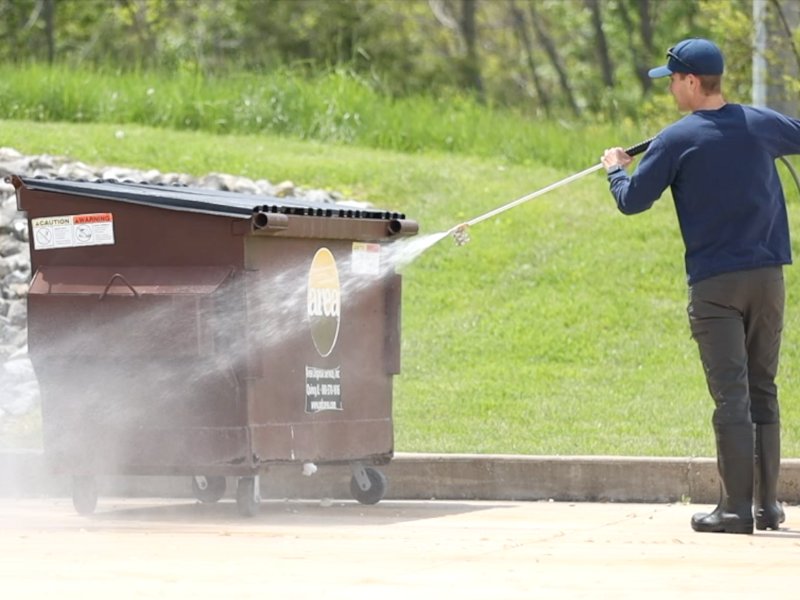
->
<box><xmin>754</xmin><ymin>423</ymin><xmax>785</xmax><ymax>531</ymax></box>
<box><xmin>691</xmin><ymin>423</ymin><xmax>754</xmax><ymax>534</ymax></box>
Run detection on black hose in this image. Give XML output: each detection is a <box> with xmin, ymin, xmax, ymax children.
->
<box><xmin>624</xmin><ymin>137</ymin><xmax>655</xmax><ymax>157</ymax></box>
<box><xmin>779</xmin><ymin>156</ymin><xmax>800</xmax><ymax>200</ymax></box>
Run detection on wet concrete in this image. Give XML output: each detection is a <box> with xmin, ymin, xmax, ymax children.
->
<box><xmin>1</xmin><ymin>497</ymin><xmax>798</xmax><ymax>599</ymax></box>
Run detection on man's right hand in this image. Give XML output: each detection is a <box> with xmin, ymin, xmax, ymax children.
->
<box><xmin>601</xmin><ymin>147</ymin><xmax>633</xmax><ymax>172</ymax></box>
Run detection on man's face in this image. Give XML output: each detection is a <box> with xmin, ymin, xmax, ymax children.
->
<box><xmin>668</xmin><ymin>73</ymin><xmax>693</xmax><ymax>112</ymax></box>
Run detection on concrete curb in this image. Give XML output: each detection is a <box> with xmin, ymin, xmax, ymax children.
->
<box><xmin>4</xmin><ymin>450</ymin><xmax>800</xmax><ymax>504</ymax></box>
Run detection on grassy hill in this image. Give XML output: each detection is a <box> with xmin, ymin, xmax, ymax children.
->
<box><xmin>3</xmin><ymin>119</ymin><xmax>800</xmax><ymax>457</ymax></box>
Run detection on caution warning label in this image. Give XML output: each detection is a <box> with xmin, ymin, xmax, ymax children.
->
<box><xmin>32</xmin><ymin>213</ymin><xmax>115</xmax><ymax>250</ymax></box>
<box><xmin>351</xmin><ymin>242</ymin><xmax>381</xmax><ymax>276</ymax></box>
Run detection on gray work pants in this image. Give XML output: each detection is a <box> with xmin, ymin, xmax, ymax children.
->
<box><xmin>688</xmin><ymin>266</ymin><xmax>784</xmax><ymax>426</ymax></box>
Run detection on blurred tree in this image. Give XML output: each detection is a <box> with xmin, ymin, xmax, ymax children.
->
<box><xmin>0</xmin><ymin>0</ymin><xmax>798</xmax><ymax>120</ymax></box>
<box><xmin>616</xmin><ymin>0</ymin><xmax>654</xmax><ymax>94</ymax></box>
<box><xmin>527</xmin><ymin>0</ymin><xmax>580</xmax><ymax>115</ymax></box>
<box><xmin>586</xmin><ymin>0</ymin><xmax>614</xmax><ymax>88</ymax></box>
<box><xmin>507</xmin><ymin>0</ymin><xmax>551</xmax><ymax>114</ymax></box>
<box><xmin>765</xmin><ymin>0</ymin><xmax>800</xmax><ymax>115</ymax></box>
<box><xmin>429</xmin><ymin>0</ymin><xmax>485</xmax><ymax>101</ymax></box>
<box><xmin>43</xmin><ymin>0</ymin><xmax>55</xmax><ymax>63</ymax></box>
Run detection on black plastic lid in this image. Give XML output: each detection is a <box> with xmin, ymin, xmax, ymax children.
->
<box><xmin>16</xmin><ymin>176</ymin><xmax>404</xmax><ymax>220</ymax></box>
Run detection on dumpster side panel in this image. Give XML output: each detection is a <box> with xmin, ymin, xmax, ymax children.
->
<box><xmin>37</xmin><ymin>360</ymin><xmax>251</xmax><ymax>475</ymax></box>
<box><xmin>244</xmin><ymin>238</ymin><xmax>396</xmax><ymax>463</ymax></box>
<box><xmin>22</xmin><ymin>189</ymin><xmax>256</xmax><ymax>475</ymax></box>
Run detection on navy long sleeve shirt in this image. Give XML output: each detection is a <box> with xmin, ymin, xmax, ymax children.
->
<box><xmin>608</xmin><ymin>103</ymin><xmax>800</xmax><ymax>284</ymax></box>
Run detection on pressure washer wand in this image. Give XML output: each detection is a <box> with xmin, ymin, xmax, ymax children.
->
<box><xmin>449</xmin><ymin>137</ymin><xmax>654</xmax><ymax>246</ymax></box>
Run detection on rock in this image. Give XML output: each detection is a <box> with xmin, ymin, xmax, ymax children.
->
<box><xmin>0</xmin><ymin>237</ymin><xmax>22</xmax><ymax>257</ymax></box>
<box><xmin>304</xmin><ymin>189</ymin><xmax>334</xmax><ymax>204</ymax></box>
<box><xmin>154</xmin><ymin>172</ymin><xmax>195</xmax><ymax>186</ymax></box>
<box><xmin>0</xmin><ymin>383</ymin><xmax>39</xmax><ymax>416</ymax></box>
<box><xmin>2</xmin><ymin>350</ymin><xmax>34</xmax><ymax>379</ymax></box>
<box><xmin>11</xmin><ymin>219</ymin><xmax>28</xmax><ymax>242</ymax></box>
<box><xmin>0</xmin><ymin>147</ymin><xmax>23</xmax><ymax>161</ymax></box>
<box><xmin>0</xmin><ymin>181</ymin><xmax>15</xmax><ymax>196</ymax></box>
<box><xmin>28</xmin><ymin>155</ymin><xmax>57</xmax><ymax>171</ymax></box>
<box><xmin>6</xmin><ymin>283</ymin><xmax>30</xmax><ymax>300</ymax></box>
<box><xmin>0</xmin><ymin>315</ymin><xmax>13</xmax><ymax>344</ymax></box>
<box><xmin>230</xmin><ymin>176</ymin><xmax>261</xmax><ymax>195</ymax></box>
<box><xmin>274</xmin><ymin>180</ymin><xmax>296</xmax><ymax>197</ymax></box>
<box><xmin>253</xmin><ymin>179</ymin><xmax>273</xmax><ymax>194</ymax></box>
<box><xmin>101</xmin><ymin>166</ymin><xmax>141</xmax><ymax>181</ymax></box>
<box><xmin>197</xmin><ymin>173</ymin><xmax>232</xmax><ymax>190</ymax></box>
<box><xmin>6</xmin><ymin>300</ymin><xmax>26</xmax><ymax>328</ymax></box>
<box><xmin>56</xmin><ymin>161</ymin><xmax>95</xmax><ymax>180</ymax></box>
<box><xmin>0</xmin><ymin>159</ymin><xmax>33</xmax><ymax>180</ymax></box>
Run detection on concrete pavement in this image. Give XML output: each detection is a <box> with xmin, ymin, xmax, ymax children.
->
<box><xmin>4</xmin><ymin>450</ymin><xmax>800</xmax><ymax>598</ymax></box>
<box><xmin>1</xmin><ymin>496</ymin><xmax>799</xmax><ymax>599</ymax></box>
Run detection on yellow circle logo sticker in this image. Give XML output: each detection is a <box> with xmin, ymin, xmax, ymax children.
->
<box><xmin>307</xmin><ymin>247</ymin><xmax>341</xmax><ymax>357</ymax></box>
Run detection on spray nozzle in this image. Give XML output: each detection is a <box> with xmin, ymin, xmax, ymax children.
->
<box><xmin>452</xmin><ymin>223</ymin><xmax>470</xmax><ymax>246</ymax></box>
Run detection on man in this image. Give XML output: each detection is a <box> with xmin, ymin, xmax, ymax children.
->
<box><xmin>601</xmin><ymin>38</ymin><xmax>800</xmax><ymax>534</ymax></box>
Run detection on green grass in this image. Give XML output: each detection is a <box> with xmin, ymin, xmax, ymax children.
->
<box><xmin>0</xmin><ymin>63</ymin><xmax>654</xmax><ymax>170</ymax></box>
<box><xmin>3</xmin><ymin>119</ymin><xmax>800</xmax><ymax>458</ymax></box>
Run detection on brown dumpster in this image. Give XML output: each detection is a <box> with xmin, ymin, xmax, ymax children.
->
<box><xmin>12</xmin><ymin>175</ymin><xmax>418</xmax><ymax>516</ymax></box>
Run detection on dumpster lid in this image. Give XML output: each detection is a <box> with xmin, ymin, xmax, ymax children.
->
<box><xmin>12</xmin><ymin>175</ymin><xmax>406</xmax><ymax>221</ymax></box>
<box><xmin>29</xmin><ymin>265</ymin><xmax>233</xmax><ymax>296</ymax></box>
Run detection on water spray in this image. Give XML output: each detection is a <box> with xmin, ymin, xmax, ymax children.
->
<box><xmin>446</xmin><ymin>137</ymin><xmax>655</xmax><ymax>246</ymax></box>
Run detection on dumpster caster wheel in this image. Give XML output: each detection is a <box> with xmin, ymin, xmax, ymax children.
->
<box><xmin>236</xmin><ymin>476</ymin><xmax>260</xmax><ymax>517</ymax></box>
<box><xmin>72</xmin><ymin>475</ymin><xmax>98</xmax><ymax>516</ymax></box>
<box><xmin>192</xmin><ymin>476</ymin><xmax>226</xmax><ymax>503</ymax></box>
<box><xmin>350</xmin><ymin>466</ymin><xmax>387</xmax><ymax>505</ymax></box>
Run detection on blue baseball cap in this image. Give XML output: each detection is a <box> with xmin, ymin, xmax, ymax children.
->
<box><xmin>648</xmin><ymin>38</ymin><xmax>724</xmax><ymax>78</ymax></box>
